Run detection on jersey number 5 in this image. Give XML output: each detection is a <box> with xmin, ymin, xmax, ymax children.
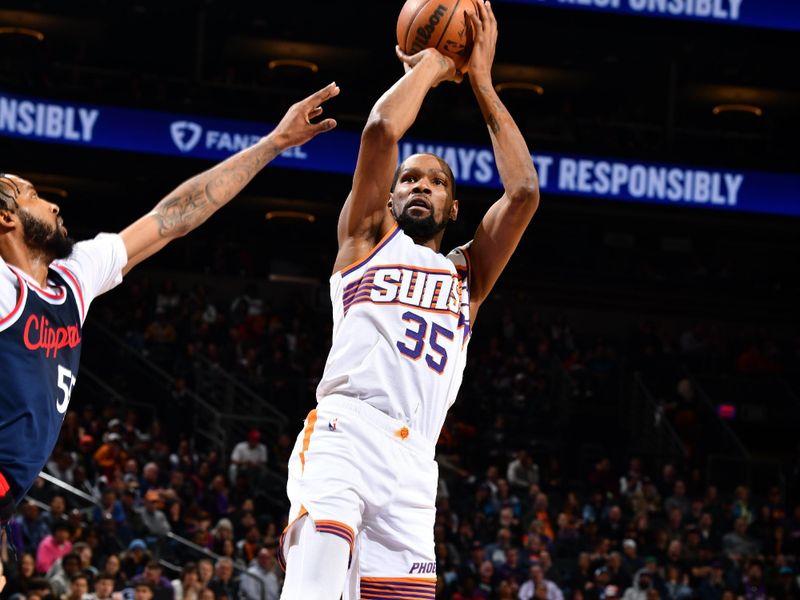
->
<box><xmin>396</xmin><ymin>311</ymin><xmax>454</xmax><ymax>374</ymax></box>
<box><xmin>57</xmin><ymin>365</ymin><xmax>77</xmax><ymax>414</ymax></box>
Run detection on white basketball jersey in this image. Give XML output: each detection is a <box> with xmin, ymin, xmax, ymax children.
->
<box><xmin>317</xmin><ymin>224</ymin><xmax>472</xmax><ymax>444</ymax></box>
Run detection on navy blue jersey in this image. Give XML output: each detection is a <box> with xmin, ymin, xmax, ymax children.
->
<box><xmin>0</xmin><ymin>263</ymin><xmax>84</xmax><ymax>500</ymax></box>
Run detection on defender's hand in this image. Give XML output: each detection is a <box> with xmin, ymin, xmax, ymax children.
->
<box><xmin>271</xmin><ymin>82</ymin><xmax>340</xmax><ymax>149</ymax></box>
<box><xmin>395</xmin><ymin>46</ymin><xmax>463</xmax><ymax>86</ymax></box>
<box><xmin>467</xmin><ymin>1</ymin><xmax>498</xmax><ymax>83</ymax></box>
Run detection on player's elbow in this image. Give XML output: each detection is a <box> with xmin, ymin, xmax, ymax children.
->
<box><xmin>508</xmin><ymin>182</ymin><xmax>540</xmax><ymax>210</ymax></box>
<box><xmin>363</xmin><ymin>113</ymin><xmax>402</xmax><ymax>145</ymax></box>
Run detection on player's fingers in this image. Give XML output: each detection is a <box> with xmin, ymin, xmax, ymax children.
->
<box><xmin>311</xmin><ymin>118</ymin><xmax>337</xmax><ymax>135</ymax></box>
<box><xmin>307</xmin><ymin>82</ymin><xmax>340</xmax><ymax>107</ymax></box>
<box><xmin>396</xmin><ymin>45</ymin><xmax>415</xmax><ymax>65</ymax></box>
<box><xmin>476</xmin><ymin>0</ymin><xmax>489</xmax><ymax>26</ymax></box>
<box><xmin>308</xmin><ymin>106</ymin><xmax>324</xmax><ymax>120</ymax></box>
<box><xmin>468</xmin><ymin>10</ymin><xmax>483</xmax><ymax>38</ymax></box>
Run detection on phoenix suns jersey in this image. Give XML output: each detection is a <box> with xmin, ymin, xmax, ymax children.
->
<box><xmin>317</xmin><ymin>224</ymin><xmax>472</xmax><ymax>445</ymax></box>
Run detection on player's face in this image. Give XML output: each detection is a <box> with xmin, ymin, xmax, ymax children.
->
<box><xmin>4</xmin><ymin>175</ymin><xmax>74</xmax><ymax>259</ymax></box>
<box><xmin>390</xmin><ymin>154</ymin><xmax>457</xmax><ymax>241</ymax></box>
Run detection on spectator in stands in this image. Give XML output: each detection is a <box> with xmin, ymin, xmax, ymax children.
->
<box><xmin>133</xmin><ymin>580</ymin><xmax>155</xmax><ymax>600</ymax></box>
<box><xmin>228</xmin><ymin>430</ymin><xmax>268</xmax><ymax>485</ymax></box>
<box><xmin>0</xmin><ymin>552</ymin><xmax>36</xmax><ymax>597</ymax></box>
<box><xmin>722</xmin><ymin>518</ymin><xmax>760</xmax><ymax>560</ymax></box>
<box><xmin>696</xmin><ymin>562</ymin><xmax>726</xmax><ymax>600</ymax></box>
<box><xmin>171</xmin><ymin>562</ymin><xmax>201</xmax><ymax>600</ymax></box>
<box><xmin>240</xmin><ymin>547</ymin><xmax>280</xmax><ymax>600</ymax></box>
<box><xmin>94</xmin><ymin>489</ymin><xmax>126</xmax><ymax>527</ymax></box>
<box><xmin>85</xmin><ymin>571</ymin><xmax>115</xmax><ymax>600</ymax></box>
<box><xmin>140</xmin><ymin>463</ymin><xmax>162</xmax><ymax>496</ymax></box>
<box><xmin>207</xmin><ymin>557</ymin><xmax>239</xmax><ymax>600</ymax></box>
<box><xmin>664</xmin><ymin>481</ymin><xmax>690</xmax><ymax>519</ymax></box>
<box><xmin>740</xmin><ymin>562</ymin><xmax>766</xmax><ymax>600</ymax></box>
<box><xmin>35</xmin><ymin>521</ymin><xmax>72</xmax><ymax>574</ymax></box>
<box><xmin>65</xmin><ymin>573</ymin><xmax>90</xmax><ymax>600</ymax></box>
<box><xmin>103</xmin><ymin>553</ymin><xmax>127</xmax><ymax>590</ymax></box>
<box><xmin>508</xmin><ymin>450</ymin><xmax>540</xmax><ymax>492</ymax></box>
<box><xmin>16</xmin><ymin>501</ymin><xmax>49</xmax><ymax>554</ymax></box>
<box><xmin>46</xmin><ymin>552</ymin><xmax>81</xmax><ymax>598</ymax></box>
<box><xmin>623</xmin><ymin>569</ymin><xmax>654</xmax><ymax>600</ymax></box>
<box><xmin>197</xmin><ymin>559</ymin><xmax>214</xmax><ymax>589</ymax></box>
<box><xmin>122</xmin><ymin>539</ymin><xmax>151</xmax><ymax>579</ymax></box>
<box><xmin>663</xmin><ymin>565</ymin><xmax>692</xmax><ymax>600</ymax></box>
<box><xmin>138</xmin><ymin>490</ymin><xmax>171</xmax><ymax>538</ymax></box>
<box><xmin>93</xmin><ymin>434</ymin><xmax>126</xmax><ymax>478</ymax></box>
<box><xmin>519</xmin><ymin>563</ymin><xmax>564</xmax><ymax>600</ymax></box>
<box><xmin>622</xmin><ymin>540</ymin><xmax>643</xmax><ymax>575</ymax></box>
<box><xmin>731</xmin><ymin>485</ymin><xmax>755</xmax><ymax>525</ymax></box>
<box><xmin>132</xmin><ymin>561</ymin><xmax>174</xmax><ymax>600</ymax></box>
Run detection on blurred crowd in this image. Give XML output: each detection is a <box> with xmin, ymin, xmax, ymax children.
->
<box><xmin>0</xmin><ymin>277</ymin><xmax>797</xmax><ymax>600</ymax></box>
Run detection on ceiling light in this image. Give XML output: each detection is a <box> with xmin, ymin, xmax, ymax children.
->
<box><xmin>494</xmin><ymin>82</ymin><xmax>544</xmax><ymax>96</ymax></box>
<box><xmin>265</xmin><ymin>210</ymin><xmax>316</xmax><ymax>223</ymax></box>
<box><xmin>712</xmin><ymin>104</ymin><xmax>763</xmax><ymax>117</ymax></box>
<box><xmin>0</xmin><ymin>27</ymin><xmax>45</xmax><ymax>41</ymax></box>
<box><xmin>268</xmin><ymin>59</ymin><xmax>319</xmax><ymax>73</ymax></box>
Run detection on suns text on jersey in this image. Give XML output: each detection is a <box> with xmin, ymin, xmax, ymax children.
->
<box><xmin>343</xmin><ymin>265</ymin><xmax>466</xmax><ymax>316</ymax></box>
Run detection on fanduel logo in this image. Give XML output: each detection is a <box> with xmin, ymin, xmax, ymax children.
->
<box><xmin>170</xmin><ymin>121</ymin><xmax>203</xmax><ymax>152</ymax></box>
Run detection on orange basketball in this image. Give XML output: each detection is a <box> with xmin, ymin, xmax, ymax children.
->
<box><xmin>397</xmin><ymin>0</ymin><xmax>480</xmax><ymax>71</ymax></box>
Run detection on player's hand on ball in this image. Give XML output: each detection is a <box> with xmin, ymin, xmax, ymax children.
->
<box><xmin>395</xmin><ymin>46</ymin><xmax>463</xmax><ymax>86</ymax></box>
<box><xmin>467</xmin><ymin>1</ymin><xmax>498</xmax><ymax>82</ymax></box>
<box><xmin>272</xmin><ymin>82</ymin><xmax>340</xmax><ymax>148</ymax></box>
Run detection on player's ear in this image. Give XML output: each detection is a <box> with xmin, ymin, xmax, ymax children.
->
<box><xmin>449</xmin><ymin>197</ymin><xmax>459</xmax><ymax>222</ymax></box>
<box><xmin>387</xmin><ymin>194</ymin><xmax>394</xmax><ymax>210</ymax></box>
<box><xmin>0</xmin><ymin>208</ymin><xmax>16</xmax><ymax>232</ymax></box>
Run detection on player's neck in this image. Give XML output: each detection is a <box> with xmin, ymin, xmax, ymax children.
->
<box><xmin>1</xmin><ymin>244</ymin><xmax>53</xmax><ymax>287</ymax></box>
<box><xmin>409</xmin><ymin>230</ymin><xmax>445</xmax><ymax>253</ymax></box>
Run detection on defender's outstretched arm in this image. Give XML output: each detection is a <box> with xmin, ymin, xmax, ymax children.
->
<box><xmin>121</xmin><ymin>83</ymin><xmax>339</xmax><ymax>274</ymax></box>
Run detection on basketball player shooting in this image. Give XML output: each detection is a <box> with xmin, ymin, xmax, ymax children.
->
<box><xmin>279</xmin><ymin>3</ymin><xmax>539</xmax><ymax>599</ymax></box>
<box><xmin>0</xmin><ymin>83</ymin><xmax>339</xmax><ymax>522</ymax></box>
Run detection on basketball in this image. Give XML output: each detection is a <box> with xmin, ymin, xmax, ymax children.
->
<box><xmin>397</xmin><ymin>0</ymin><xmax>480</xmax><ymax>71</ymax></box>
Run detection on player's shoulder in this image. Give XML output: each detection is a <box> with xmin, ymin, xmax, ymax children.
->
<box><xmin>446</xmin><ymin>241</ymin><xmax>473</xmax><ymax>270</ymax></box>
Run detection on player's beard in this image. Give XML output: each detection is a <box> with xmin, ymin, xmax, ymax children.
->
<box><xmin>19</xmin><ymin>211</ymin><xmax>75</xmax><ymax>260</ymax></box>
<box><xmin>394</xmin><ymin>205</ymin><xmax>447</xmax><ymax>241</ymax></box>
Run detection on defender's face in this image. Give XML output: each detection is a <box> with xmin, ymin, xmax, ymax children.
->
<box><xmin>390</xmin><ymin>154</ymin><xmax>457</xmax><ymax>239</ymax></box>
<box><xmin>4</xmin><ymin>175</ymin><xmax>67</xmax><ymax>237</ymax></box>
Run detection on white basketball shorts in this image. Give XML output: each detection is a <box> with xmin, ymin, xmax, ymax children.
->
<box><xmin>279</xmin><ymin>395</ymin><xmax>438</xmax><ymax>599</ymax></box>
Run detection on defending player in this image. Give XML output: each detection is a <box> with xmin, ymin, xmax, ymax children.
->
<box><xmin>279</xmin><ymin>4</ymin><xmax>539</xmax><ymax>599</ymax></box>
<box><xmin>0</xmin><ymin>83</ymin><xmax>340</xmax><ymax>521</ymax></box>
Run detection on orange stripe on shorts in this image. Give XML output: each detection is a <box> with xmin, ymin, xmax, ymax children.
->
<box><xmin>299</xmin><ymin>409</ymin><xmax>317</xmax><ymax>472</ymax></box>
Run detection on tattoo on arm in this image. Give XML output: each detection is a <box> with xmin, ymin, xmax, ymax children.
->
<box><xmin>151</xmin><ymin>139</ymin><xmax>280</xmax><ymax>238</ymax></box>
<box><xmin>478</xmin><ymin>85</ymin><xmax>502</xmax><ymax>134</ymax></box>
<box><xmin>487</xmin><ymin>114</ymin><xmax>501</xmax><ymax>134</ymax></box>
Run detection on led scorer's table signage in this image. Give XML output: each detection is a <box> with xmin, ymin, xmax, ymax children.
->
<box><xmin>1</xmin><ymin>91</ymin><xmax>798</xmax><ymax>217</ymax></box>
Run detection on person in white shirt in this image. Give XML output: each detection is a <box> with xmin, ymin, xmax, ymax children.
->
<box><xmin>0</xmin><ymin>83</ymin><xmax>338</xmax><ymax>521</ymax></box>
<box><xmin>229</xmin><ymin>430</ymin><xmax>268</xmax><ymax>484</ymax></box>
<box><xmin>240</xmin><ymin>548</ymin><xmax>280</xmax><ymax>600</ymax></box>
<box><xmin>518</xmin><ymin>564</ymin><xmax>564</xmax><ymax>600</ymax></box>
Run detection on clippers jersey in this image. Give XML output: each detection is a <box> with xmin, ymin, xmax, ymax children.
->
<box><xmin>0</xmin><ymin>234</ymin><xmax>127</xmax><ymax>500</ymax></box>
<box><xmin>317</xmin><ymin>224</ymin><xmax>472</xmax><ymax>445</ymax></box>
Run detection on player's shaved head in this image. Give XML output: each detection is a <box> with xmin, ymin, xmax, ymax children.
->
<box><xmin>391</xmin><ymin>154</ymin><xmax>457</xmax><ymax>200</ymax></box>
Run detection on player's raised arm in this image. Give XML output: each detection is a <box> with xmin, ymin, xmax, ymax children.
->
<box><xmin>465</xmin><ymin>1</ymin><xmax>540</xmax><ymax>314</ymax></box>
<box><xmin>120</xmin><ymin>83</ymin><xmax>339</xmax><ymax>275</ymax></box>
<box><xmin>333</xmin><ymin>48</ymin><xmax>460</xmax><ymax>272</ymax></box>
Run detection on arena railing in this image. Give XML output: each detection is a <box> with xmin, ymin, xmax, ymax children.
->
<box><xmin>29</xmin><ymin>472</ymin><xmax>271</xmax><ymax>600</ymax></box>
<box><xmin>629</xmin><ymin>372</ymin><xmax>689</xmax><ymax>461</ymax></box>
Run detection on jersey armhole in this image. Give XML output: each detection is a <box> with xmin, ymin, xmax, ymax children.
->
<box><xmin>0</xmin><ymin>268</ymin><xmax>27</xmax><ymax>331</ymax></box>
<box><xmin>337</xmin><ymin>224</ymin><xmax>400</xmax><ymax>277</ymax></box>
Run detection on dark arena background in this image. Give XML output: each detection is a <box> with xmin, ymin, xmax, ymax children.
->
<box><xmin>1</xmin><ymin>1</ymin><xmax>799</xmax><ymax>599</ymax></box>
